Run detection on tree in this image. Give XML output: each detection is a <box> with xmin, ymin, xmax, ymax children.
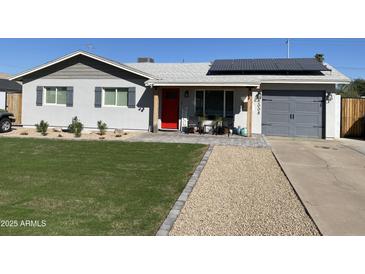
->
<box><xmin>314</xmin><ymin>53</ymin><xmax>325</xmax><ymax>63</ymax></box>
<box><xmin>337</xmin><ymin>78</ymin><xmax>365</xmax><ymax>98</ymax></box>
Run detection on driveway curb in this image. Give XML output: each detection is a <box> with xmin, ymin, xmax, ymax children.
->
<box><xmin>156</xmin><ymin>145</ymin><xmax>214</xmax><ymax>236</ymax></box>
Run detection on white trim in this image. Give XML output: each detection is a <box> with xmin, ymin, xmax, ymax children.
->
<box><xmin>44</xmin><ymin>86</ymin><xmax>67</xmax><ymax>106</ymax></box>
<box><xmin>261</xmin><ymin>80</ymin><xmax>351</xmax><ymax>84</ymax></box>
<box><xmin>101</xmin><ymin>87</ymin><xmax>129</xmax><ymax>108</ymax></box>
<box><xmin>148</xmin><ymin>81</ymin><xmax>350</xmax><ymax>87</ymax></box>
<box><xmin>10</xmin><ymin>51</ymin><xmax>157</xmax><ymax>81</ymax></box>
<box><xmin>194</xmin><ymin>89</ymin><xmax>233</xmax><ymax>118</ymax></box>
<box><xmin>148</xmin><ymin>82</ymin><xmax>260</xmax><ymax>87</ymax></box>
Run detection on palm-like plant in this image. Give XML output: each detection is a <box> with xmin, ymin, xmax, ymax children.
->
<box><xmin>315</xmin><ymin>53</ymin><xmax>325</xmax><ymax>63</ymax></box>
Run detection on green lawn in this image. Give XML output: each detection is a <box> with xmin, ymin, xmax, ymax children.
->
<box><xmin>0</xmin><ymin>138</ymin><xmax>206</xmax><ymax>235</ymax></box>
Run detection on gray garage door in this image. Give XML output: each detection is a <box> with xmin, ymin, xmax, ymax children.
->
<box><xmin>262</xmin><ymin>90</ymin><xmax>325</xmax><ymax>138</ymax></box>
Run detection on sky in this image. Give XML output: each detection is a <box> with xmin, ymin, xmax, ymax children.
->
<box><xmin>1</xmin><ymin>38</ymin><xmax>365</xmax><ymax>79</ymax></box>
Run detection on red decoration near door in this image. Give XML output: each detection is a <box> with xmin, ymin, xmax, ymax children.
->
<box><xmin>161</xmin><ymin>89</ymin><xmax>179</xmax><ymax>129</ymax></box>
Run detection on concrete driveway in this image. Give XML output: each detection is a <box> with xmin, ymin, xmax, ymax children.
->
<box><xmin>269</xmin><ymin>137</ymin><xmax>365</xmax><ymax>236</ymax></box>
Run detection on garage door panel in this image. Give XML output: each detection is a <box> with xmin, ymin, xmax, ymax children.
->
<box><xmin>263</xmin><ymin>101</ymin><xmax>290</xmax><ymax>112</ymax></box>
<box><xmin>265</xmin><ymin>113</ymin><xmax>290</xmax><ymax>123</ymax></box>
<box><xmin>262</xmin><ymin>90</ymin><xmax>324</xmax><ymax>138</ymax></box>
<box><xmin>294</xmin><ymin>114</ymin><xmax>322</xmax><ymax>125</ymax></box>
<box><xmin>295</xmin><ymin>126</ymin><xmax>322</xmax><ymax>138</ymax></box>
<box><xmin>294</xmin><ymin>102</ymin><xmax>322</xmax><ymax>113</ymax></box>
<box><xmin>263</xmin><ymin>125</ymin><xmax>290</xmax><ymax>136</ymax></box>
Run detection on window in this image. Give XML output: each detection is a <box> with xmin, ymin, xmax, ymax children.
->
<box><xmin>225</xmin><ymin>91</ymin><xmax>234</xmax><ymax>118</ymax></box>
<box><xmin>195</xmin><ymin>90</ymin><xmax>234</xmax><ymax>118</ymax></box>
<box><xmin>205</xmin><ymin>90</ymin><xmax>224</xmax><ymax>117</ymax></box>
<box><xmin>45</xmin><ymin>87</ymin><xmax>67</xmax><ymax>105</ymax></box>
<box><xmin>103</xmin><ymin>88</ymin><xmax>128</xmax><ymax>107</ymax></box>
<box><xmin>196</xmin><ymin>90</ymin><xmax>204</xmax><ymax>116</ymax></box>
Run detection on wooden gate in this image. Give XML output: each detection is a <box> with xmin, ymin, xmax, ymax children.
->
<box><xmin>341</xmin><ymin>98</ymin><xmax>365</xmax><ymax>138</ymax></box>
<box><xmin>6</xmin><ymin>93</ymin><xmax>22</xmax><ymax>125</ymax></box>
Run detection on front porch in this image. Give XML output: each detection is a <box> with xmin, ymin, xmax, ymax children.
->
<box><xmin>152</xmin><ymin>86</ymin><xmax>258</xmax><ymax>136</ymax></box>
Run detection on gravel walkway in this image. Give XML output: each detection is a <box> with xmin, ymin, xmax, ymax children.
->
<box><xmin>170</xmin><ymin>146</ymin><xmax>320</xmax><ymax>236</ymax></box>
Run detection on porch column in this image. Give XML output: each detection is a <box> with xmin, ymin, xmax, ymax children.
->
<box><xmin>247</xmin><ymin>89</ymin><xmax>253</xmax><ymax>137</ymax></box>
<box><xmin>153</xmin><ymin>88</ymin><xmax>159</xmax><ymax>133</ymax></box>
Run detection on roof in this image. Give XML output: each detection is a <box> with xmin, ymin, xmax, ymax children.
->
<box><xmin>9</xmin><ymin>50</ymin><xmax>350</xmax><ymax>86</ymax></box>
<box><xmin>10</xmin><ymin>51</ymin><xmax>157</xmax><ymax>81</ymax></box>
<box><xmin>127</xmin><ymin>62</ymin><xmax>350</xmax><ymax>86</ymax></box>
<box><xmin>0</xmin><ymin>78</ymin><xmax>22</xmax><ymax>92</ymax></box>
<box><xmin>208</xmin><ymin>58</ymin><xmax>331</xmax><ymax>73</ymax></box>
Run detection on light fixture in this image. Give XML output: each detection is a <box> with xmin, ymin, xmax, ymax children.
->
<box><xmin>184</xmin><ymin>90</ymin><xmax>189</xmax><ymax>98</ymax></box>
<box><xmin>326</xmin><ymin>92</ymin><xmax>333</xmax><ymax>102</ymax></box>
<box><xmin>255</xmin><ymin>91</ymin><xmax>262</xmax><ymax>101</ymax></box>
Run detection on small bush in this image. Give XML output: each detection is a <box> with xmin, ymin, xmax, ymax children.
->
<box><xmin>97</xmin><ymin>120</ymin><xmax>108</xmax><ymax>135</ymax></box>
<box><xmin>68</xmin><ymin>116</ymin><xmax>83</xmax><ymax>137</ymax></box>
<box><xmin>114</xmin><ymin>129</ymin><xmax>123</xmax><ymax>137</ymax></box>
<box><xmin>74</xmin><ymin>122</ymin><xmax>83</xmax><ymax>137</ymax></box>
<box><xmin>67</xmin><ymin>116</ymin><xmax>78</xmax><ymax>133</ymax></box>
<box><xmin>35</xmin><ymin>120</ymin><xmax>49</xmax><ymax>136</ymax></box>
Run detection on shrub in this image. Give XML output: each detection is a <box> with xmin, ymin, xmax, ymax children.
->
<box><xmin>97</xmin><ymin>120</ymin><xmax>108</xmax><ymax>135</ymax></box>
<box><xmin>74</xmin><ymin>123</ymin><xmax>83</xmax><ymax>137</ymax></box>
<box><xmin>68</xmin><ymin>116</ymin><xmax>78</xmax><ymax>133</ymax></box>
<box><xmin>68</xmin><ymin>116</ymin><xmax>84</xmax><ymax>137</ymax></box>
<box><xmin>114</xmin><ymin>129</ymin><xmax>124</xmax><ymax>137</ymax></box>
<box><xmin>35</xmin><ymin>120</ymin><xmax>49</xmax><ymax>136</ymax></box>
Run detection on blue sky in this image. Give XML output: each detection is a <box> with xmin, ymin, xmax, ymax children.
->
<box><xmin>1</xmin><ymin>38</ymin><xmax>365</xmax><ymax>79</ymax></box>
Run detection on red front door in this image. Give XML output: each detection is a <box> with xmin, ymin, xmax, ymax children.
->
<box><xmin>161</xmin><ymin>89</ymin><xmax>179</xmax><ymax>129</ymax></box>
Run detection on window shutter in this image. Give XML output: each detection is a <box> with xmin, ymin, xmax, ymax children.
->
<box><xmin>66</xmin><ymin>86</ymin><xmax>74</xmax><ymax>107</ymax></box>
<box><xmin>36</xmin><ymin>86</ymin><xmax>43</xmax><ymax>106</ymax></box>
<box><xmin>128</xmin><ymin>87</ymin><xmax>136</xmax><ymax>108</ymax></box>
<box><xmin>95</xmin><ymin>87</ymin><xmax>102</xmax><ymax>108</ymax></box>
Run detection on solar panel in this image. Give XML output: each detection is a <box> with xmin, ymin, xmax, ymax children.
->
<box><xmin>208</xmin><ymin>58</ymin><xmax>331</xmax><ymax>74</ymax></box>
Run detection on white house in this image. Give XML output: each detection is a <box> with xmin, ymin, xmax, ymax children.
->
<box><xmin>10</xmin><ymin>51</ymin><xmax>350</xmax><ymax>139</ymax></box>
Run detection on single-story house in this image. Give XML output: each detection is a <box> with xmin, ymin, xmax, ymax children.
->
<box><xmin>10</xmin><ymin>51</ymin><xmax>350</xmax><ymax>138</ymax></box>
<box><xmin>0</xmin><ymin>74</ymin><xmax>22</xmax><ymax>124</ymax></box>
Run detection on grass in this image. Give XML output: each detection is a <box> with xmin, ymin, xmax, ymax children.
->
<box><xmin>0</xmin><ymin>138</ymin><xmax>207</xmax><ymax>235</ymax></box>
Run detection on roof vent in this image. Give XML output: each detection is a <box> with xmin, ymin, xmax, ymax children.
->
<box><xmin>137</xmin><ymin>57</ymin><xmax>154</xmax><ymax>63</ymax></box>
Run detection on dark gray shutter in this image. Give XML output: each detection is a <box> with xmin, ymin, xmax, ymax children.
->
<box><xmin>36</xmin><ymin>86</ymin><xmax>43</xmax><ymax>106</ymax></box>
<box><xmin>66</xmin><ymin>86</ymin><xmax>74</xmax><ymax>107</ymax></box>
<box><xmin>128</xmin><ymin>87</ymin><xmax>136</xmax><ymax>108</ymax></box>
<box><xmin>95</xmin><ymin>87</ymin><xmax>102</xmax><ymax>108</ymax></box>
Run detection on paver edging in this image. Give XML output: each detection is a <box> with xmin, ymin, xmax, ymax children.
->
<box><xmin>156</xmin><ymin>145</ymin><xmax>214</xmax><ymax>236</ymax></box>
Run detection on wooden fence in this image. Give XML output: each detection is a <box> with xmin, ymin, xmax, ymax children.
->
<box><xmin>6</xmin><ymin>92</ymin><xmax>22</xmax><ymax>125</ymax></box>
<box><xmin>341</xmin><ymin>98</ymin><xmax>365</xmax><ymax>138</ymax></box>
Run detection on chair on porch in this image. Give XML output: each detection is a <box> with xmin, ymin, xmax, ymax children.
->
<box><xmin>223</xmin><ymin>117</ymin><xmax>234</xmax><ymax>136</ymax></box>
<box><xmin>212</xmin><ymin>117</ymin><xmax>223</xmax><ymax>135</ymax></box>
